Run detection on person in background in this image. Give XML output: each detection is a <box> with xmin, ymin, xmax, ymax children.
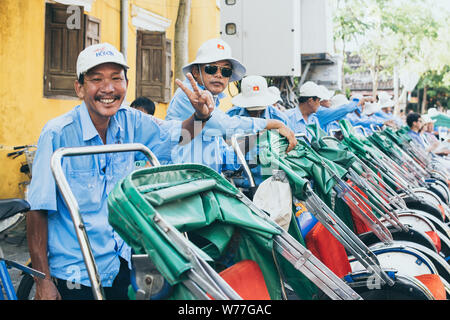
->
<box><xmin>226</xmin><ymin>75</ymin><xmax>290</xmax><ymax>125</ymax></box>
<box><xmin>375</xmin><ymin>91</ymin><xmax>403</xmax><ymax>128</ymax></box>
<box><xmin>284</xmin><ymin>81</ymin><xmax>327</xmax><ymax>141</ymax></box>
<box><xmin>130</xmin><ymin>96</ymin><xmax>155</xmax><ymax>115</ymax></box>
<box><xmin>226</xmin><ymin>75</ymin><xmax>289</xmax><ymax>187</ymax></box>
<box><xmin>269</xmin><ymin>86</ymin><xmax>288</xmax><ymax>112</ymax></box>
<box><xmin>165</xmin><ymin>38</ymin><xmax>296</xmax><ymax>173</ymax></box>
<box><xmin>421</xmin><ymin>114</ymin><xmax>450</xmax><ymax>156</ymax></box>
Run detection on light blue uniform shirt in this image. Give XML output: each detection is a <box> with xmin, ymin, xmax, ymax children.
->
<box><xmin>285</xmin><ymin>107</ymin><xmax>320</xmax><ymax>141</ymax></box>
<box><xmin>165</xmin><ymin>80</ymin><xmax>267</xmax><ymax>173</ymax></box>
<box><xmin>28</xmin><ymin>103</ymin><xmax>181</xmax><ymax>287</ymax></box>
<box><xmin>316</xmin><ymin>102</ymin><xmax>359</xmax><ymax>133</ymax></box>
<box><xmin>407</xmin><ymin>129</ymin><xmax>427</xmax><ymax>148</ymax></box>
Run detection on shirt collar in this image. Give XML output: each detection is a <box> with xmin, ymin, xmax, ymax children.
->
<box><xmin>79</xmin><ymin>102</ymin><xmax>124</xmax><ymax>142</ymax></box>
<box><xmin>293</xmin><ymin>106</ymin><xmax>316</xmax><ymax>123</ymax></box>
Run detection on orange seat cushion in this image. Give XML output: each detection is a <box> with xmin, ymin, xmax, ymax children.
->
<box><xmin>425</xmin><ymin>231</ymin><xmax>441</xmax><ymax>253</ymax></box>
<box><xmin>415</xmin><ymin>274</ymin><xmax>447</xmax><ymax>300</ymax></box>
<box><xmin>218</xmin><ymin>260</ymin><xmax>271</xmax><ymax>300</ymax></box>
<box><xmin>305</xmin><ymin>222</ymin><xmax>352</xmax><ymax>278</ymax></box>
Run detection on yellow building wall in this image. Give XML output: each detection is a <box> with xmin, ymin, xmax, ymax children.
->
<box><xmin>0</xmin><ymin>0</ymin><xmax>228</xmax><ymax>198</ymax></box>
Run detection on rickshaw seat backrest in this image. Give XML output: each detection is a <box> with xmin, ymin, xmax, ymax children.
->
<box><xmin>304</xmin><ymin>222</ymin><xmax>352</xmax><ymax>278</ymax></box>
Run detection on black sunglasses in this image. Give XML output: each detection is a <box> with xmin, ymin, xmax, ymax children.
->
<box><xmin>203</xmin><ymin>64</ymin><xmax>233</xmax><ymax>78</ymax></box>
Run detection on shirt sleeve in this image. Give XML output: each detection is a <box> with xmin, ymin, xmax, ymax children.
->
<box><xmin>28</xmin><ymin>126</ymin><xmax>59</xmax><ymax>211</ymax></box>
<box><xmin>316</xmin><ymin>102</ymin><xmax>358</xmax><ymax>128</ymax></box>
<box><xmin>135</xmin><ymin>112</ymin><xmax>182</xmax><ymax>164</ymax></box>
<box><xmin>205</xmin><ymin>109</ymin><xmax>268</xmax><ymax>139</ymax></box>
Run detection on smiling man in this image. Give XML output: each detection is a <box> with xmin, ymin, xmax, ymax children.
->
<box><xmin>165</xmin><ymin>38</ymin><xmax>296</xmax><ymax>173</ymax></box>
<box><xmin>26</xmin><ymin>43</ymin><xmax>214</xmax><ymax>300</ymax></box>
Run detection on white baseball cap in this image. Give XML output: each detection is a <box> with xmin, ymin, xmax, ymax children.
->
<box><xmin>318</xmin><ymin>85</ymin><xmax>335</xmax><ymax>101</ymax></box>
<box><xmin>331</xmin><ymin>94</ymin><xmax>349</xmax><ymax>108</ymax></box>
<box><xmin>76</xmin><ymin>42</ymin><xmax>129</xmax><ymax>78</ymax></box>
<box><xmin>268</xmin><ymin>86</ymin><xmax>282</xmax><ymax>102</ymax></box>
<box><xmin>299</xmin><ymin>81</ymin><xmax>327</xmax><ymax>99</ymax></box>
<box><xmin>231</xmin><ymin>75</ymin><xmax>279</xmax><ymax>110</ymax></box>
<box><xmin>182</xmin><ymin>38</ymin><xmax>246</xmax><ymax>82</ymax></box>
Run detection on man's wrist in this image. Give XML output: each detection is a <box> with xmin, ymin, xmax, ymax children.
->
<box><xmin>193</xmin><ymin>112</ymin><xmax>212</xmax><ymax>122</ymax></box>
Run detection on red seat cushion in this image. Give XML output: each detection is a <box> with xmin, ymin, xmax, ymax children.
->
<box><xmin>346</xmin><ymin>181</ymin><xmax>372</xmax><ymax>235</ymax></box>
<box><xmin>415</xmin><ymin>274</ymin><xmax>446</xmax><ymax>300</ymax></box>
<box><xmin>305</xmin><ymin>222</ymin><xmax>352</xmax><ymax>278</ymax></box>
<box><xmin>218</xmin><ymin>260</ymin><xmax>271</xmax><ymax>300</ymax></box>
<box><xmin>425</xmin><ymin>231</ymin><xmax>441</xmax><ymax>253</ymax></box>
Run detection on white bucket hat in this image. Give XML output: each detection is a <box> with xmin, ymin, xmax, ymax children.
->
<box><xmin>231</xmin><ymin>75</ymin><xmax>278</xmax><ymax>110</ymax></box>
<box><xmin>76</xmin><ymin>42</ymin><xmax>129</xmax><ymax>78</ymax></box>
<box><xmin>318</xmin><ymin>85</ymin><xmax>335</xmax><ymax>101</ymax></box>
<box><xmin>331</xmin><ymin>94</ymin><xmax>349</xmax><ymax>108</ymax></box>
<box><xmin>362</xmin><ymin>102</ymin><xmax>381</xmax><ymax>116</ymax></box>
<box><xmin>182</xmin><ymin>38</ymin><xmax>246</xmax><ymax>82</ymax></box>
<box><xmin>299</xmin><ymin>81</ymin><xmax>328</xmax><ymax>99</ymax></box>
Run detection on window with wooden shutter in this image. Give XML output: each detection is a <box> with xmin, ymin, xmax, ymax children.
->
<box><xmin>85</xmin><ymin>15</ymin><xmax>101</xmax><ymax>47</ymax></box>
<box><xmin>136</xmin><ymin>31</ymin><xmax>172</xmax><ymax>103</ymax></box>
<box><xmin>43</xmin><ymin>3</ymin><xmax>101</xmax><ymax>99</ymax></box>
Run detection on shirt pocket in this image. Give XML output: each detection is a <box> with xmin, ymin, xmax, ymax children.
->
<box><xmin>67</xmin><ymin>169</ymin><xmax>103</xmax><ymax>213</ymax></box>
<box><xmin>111</xmin><ymin>152</ymin><xmax>134</xmax><ymax>183</ymax></box>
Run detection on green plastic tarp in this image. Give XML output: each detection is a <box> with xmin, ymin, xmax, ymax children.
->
<box><xmin>431</xmin><ymin>113</ymin><xmax>450</xmax><ymax>129</ymax></box>
<box><xmin>108</xmin><ymin>163</ymin><xmax>319</xmax><ymax>300</ymax></box>
<box><xmin>257</xmin><ymin>130</ymin><xmax>356</xmax><ymax>230</ymax></box>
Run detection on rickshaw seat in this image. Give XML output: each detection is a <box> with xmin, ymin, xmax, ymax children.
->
<box><xmin>218</xmin><ymin>260</ymin><xmax>271</xmax><ymax>300</ymax></box>
<box><xmin>305</xmin><ymin>222</ymin><xmax>352</xmax><ymax>278</ymax></box>
<box><xmin>305</xmin><ymin>220</ymin><xmax>447</xmax><ymax>300</ymax></box>
<box><xmin>414</xmin><ymin>274</ymin><xmax>446</xmax><ymax>300</ymax></box>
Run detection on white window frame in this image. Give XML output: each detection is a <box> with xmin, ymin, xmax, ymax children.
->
<box><xmin>131</xmin><ymin>5</ymin><xmax>171</xmax><ymax>32</ymax></box>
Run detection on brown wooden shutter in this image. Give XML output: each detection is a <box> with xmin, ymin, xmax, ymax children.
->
<box><xmin>136</xmin><ymin>31</ymin><xmax>172</xmax><ymax>103</ymax></box>
<box><xmin>44</xmin><ymin>3</ymin><xmax>85</xmax><ymax>98</ymax></box>
<box><xmin>85</xmin><ymin>15</ymin><xmax>101</xmax><ymax>47</ymax></box>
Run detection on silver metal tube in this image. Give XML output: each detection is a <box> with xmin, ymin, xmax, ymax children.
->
<box><xmin>50</xmin><ymin>143</ymin><xmax>159</xmax><ymax>300</ymax></box>
<box><xmin>230</xmin><ymin>133</ymin><xmax>258</xmax><ymax>188</ymax></box>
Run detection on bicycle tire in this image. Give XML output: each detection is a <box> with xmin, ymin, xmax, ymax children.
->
<box><xmin>16</xmin><ymin>272</ymin><xmax>35</xmax><ymax>300</ymax></box>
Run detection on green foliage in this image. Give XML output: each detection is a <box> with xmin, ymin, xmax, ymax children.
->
<box><xmin>332</xmin><ymin>0</ymin><xmax>449</xmax><ymax>95</ymax></box>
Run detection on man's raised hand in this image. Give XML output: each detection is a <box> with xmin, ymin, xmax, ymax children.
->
<box><xmin>175</xmin><ymin>73</ymin><xmax>214</xmax><ymax>120</ymax></box>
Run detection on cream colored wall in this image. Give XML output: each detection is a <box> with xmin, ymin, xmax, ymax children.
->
<box><xmin>0</xmin><ymin>0</ymin><xmax>229</xmax><ymax>198</ymax></box>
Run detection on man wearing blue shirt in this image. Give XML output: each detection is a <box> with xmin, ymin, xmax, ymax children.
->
<box><xmin>225</xmin><ymin>75</ymin><xmax>291</xmax><ymax>187</ymax></box>
<box><xmin>285</xmin><ymin>81</ymin><xmax>325</xmax><ymax>141</ymax></box>
<box><xmin>26</xmin><ymin>43</ymin><xmax>216</xmax><ymax>300</ymax></box>
<box><xmin>165</xmin><ymin>38</ymin><xmax>296</xmax><ymax>173</ymax></box>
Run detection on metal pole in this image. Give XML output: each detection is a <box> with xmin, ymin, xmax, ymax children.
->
<box><xmin>50</xmin><ymin>143</ymin><xmax>159</xmax><ymax>300</ymax></box>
